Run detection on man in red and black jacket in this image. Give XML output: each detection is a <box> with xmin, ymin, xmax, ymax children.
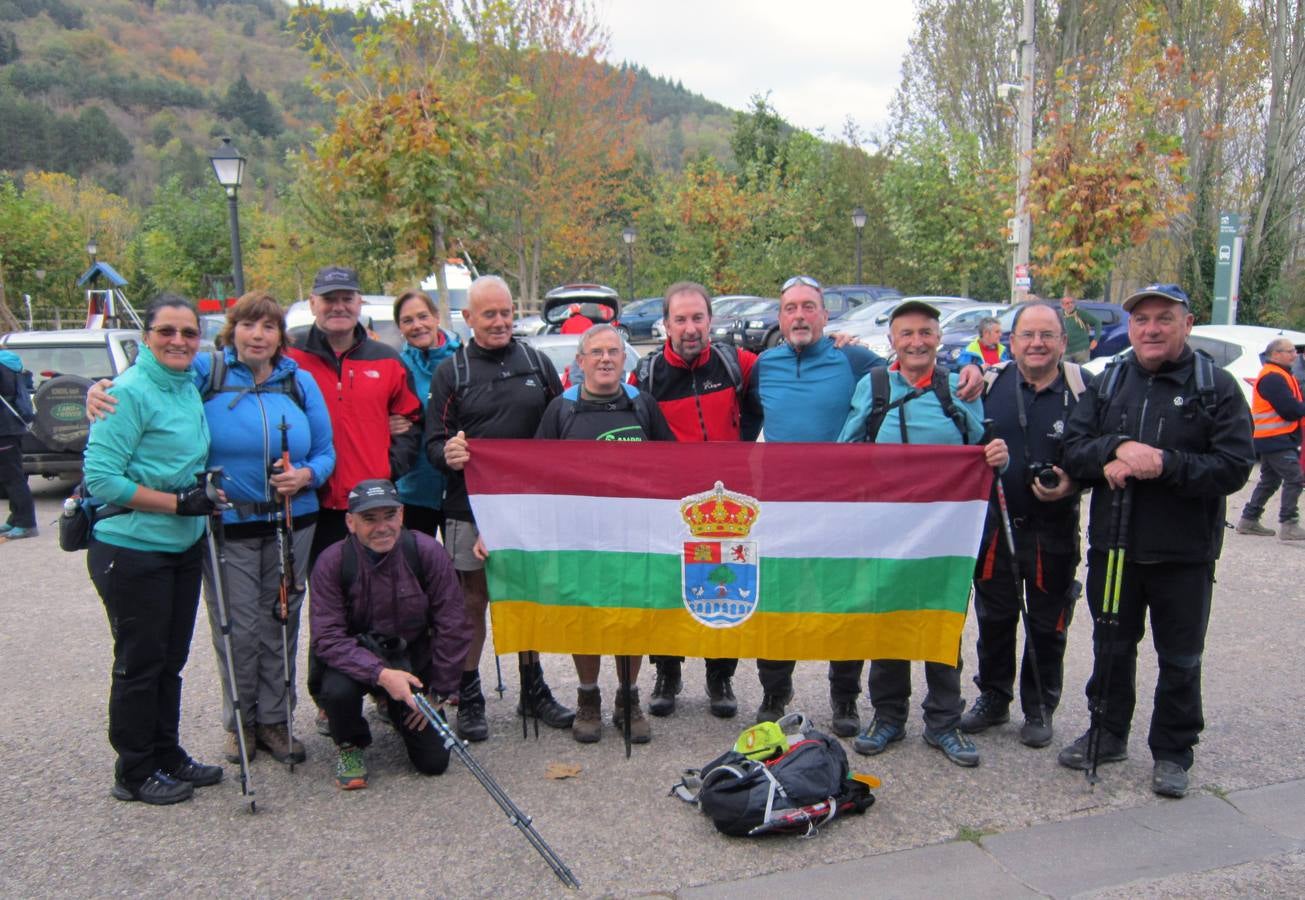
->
<box><xmin>630</xmin><ymin>281</ymin><xmax>759</xmax><ymax>721</ymax></box>
<box><xmin>287</xmin><ymin>266</ymin><xmax>423</xmax><ymax>564</ymax></box>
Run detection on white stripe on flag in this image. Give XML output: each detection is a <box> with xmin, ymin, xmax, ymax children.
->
<box><xmin>469</xmin><ymin>494</ymin><xmax>988</xmax><ymax>560</ymax></box>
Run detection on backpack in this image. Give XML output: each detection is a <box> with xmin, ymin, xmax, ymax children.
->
<box><xmin>57</xmin><ymin>480</ymin><xmax>128</xmax><ymax>552</ymax></box>
<box><xmin>981</xmin><ymin>360</ymin><xmax>1089</xmax><ymax>400</ymax></box>
<box><xmin>1095</xmin><ymin>348</ymin><xmax>1218</xmax><ymax>418</ymax></box>
<box><xmin>861</xmin><ymin>365</ymin><xmax>971</xmax><ymax>444</ymax></box>
<box><xmin>635</xmin><ymin>341</ymin><xmax>744</xmax><ymax>397</ymax></box>
<box><xmin>338</xmin><ymin>528</ymin><xmax>429</xmax><ymax>598</ymax></box>
<box><xmin>553</xmin><ymin>383</ymin><xmax>656</xmax><ymax>438</ymax></box>
<box><xmin>0</xmin><ymin>367</ymin><xmax>33</xmax><ymax>427</ymax></box>
<box><xmin>203</xmin><ymin>351</ymin><xmax>307</xmax><ymax>411</ymax></box>
<box><xmin>450</xmin><ymin>341</ymin><xmax>555</xmax><ymax>401</ymax></box>
<box><xmin>671</xmin><ymin>715</ymin><xmax>877</xmax><ymax>837</ymax></box>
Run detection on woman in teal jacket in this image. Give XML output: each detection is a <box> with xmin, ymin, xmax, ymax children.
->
<box><xmin>392</xmin><ymin>289</ymin><xmax>460</xmax><ymax>537</ymax></box>
<box><xmin>83</xmin><ymin>295</ymin><xmax>226</xmax><ymax>806</ymax></box>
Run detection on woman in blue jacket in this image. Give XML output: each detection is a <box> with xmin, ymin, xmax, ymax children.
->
<box><xmin>392</xmin><ymin>289</ymin><xmax>460</xmax><ymax>537</ymax></box>
<box><xmin>195</xmin><ymin>292</ymin><xmax>334</xmax><ymax>767</ymax></box>
<box><xmin>84</xmin><ymin>294</ymin><xmax>226</xmax><ymax>806</ymax></box>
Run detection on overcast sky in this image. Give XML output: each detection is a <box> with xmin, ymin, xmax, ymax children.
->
<box><xmin>595</xmin><ymin>0</ymin><xmax>918</xmax><ymax>139</ymax></box>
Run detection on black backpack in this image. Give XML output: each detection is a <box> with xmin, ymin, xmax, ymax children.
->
<box><xmin>338</xmin><ymin>528</ymin><xmax>429</xmax><ymax>597</ymax></box>
<box><xmin>635</xmin><ymin>341</ymin><xmax>744</xmax><ymax>396</ymax></box>
<box><xmin>1094</xmin><ymin>348</ymin><xmax>1218</xmax><ymax>418</ymax></box>
<box><xmin>860</xmin><ymin>365</ymin><xmax>970</xmax><ymax>444</ymax></box>
<box><xmin>552</xmin><ymin>383</ymin><xmax>657</xmax><ymax>438</ymax></box>
<box><xmin>203</xmin><ymin>351</ymin><xmax>307</xmax><ymax>411</ymax></box>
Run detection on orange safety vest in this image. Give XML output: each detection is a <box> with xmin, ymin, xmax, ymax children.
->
<box><xmin>1251</xmin><ymin>363</ymin><xmax>1303</xmax><ymax>439</ymax></box>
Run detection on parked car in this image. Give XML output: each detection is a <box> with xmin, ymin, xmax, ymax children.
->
<box><xmin>1082</xmin><ymin>324</ymin><xmax>1305</xmax><ymax>406</ymax></box>
<box><xmin>823</xmin><ymin>284</ymin><xmax>903</xmax><ymax>307</ymax></box>
<box><xmin>522</xmin><ymin>333</ymin><xmax>642</xmax><ymax>387</ymax></box>
<box><xmin>938</xmin><ymin>300</ymin><xmax>1129</xmax><ymax>369</ymax></box>
<box><xmin>286</xmin><ymin>297</ymin><xmax>411</xmax><ymax>351</ymax></box>
<box><xmin>723</xmin><ymin>298</ymin><xmax>783</xmax><ymax>351</ymax></box>
<box><xmin>0</xmin><ymin>329</ymin><xmax>142</xmax><ymax>478</ymax></box>
<box><xmin>540</xmin><ymin>284</ymin><xmax>623</xmax><ymax>336</ymax></box>
<box><xmin>513</xmin><ymin>314</ymin><xmax>549</xmax><ymax>337</ymax></box>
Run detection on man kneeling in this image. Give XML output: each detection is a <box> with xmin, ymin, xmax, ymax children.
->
<box><xmin>310</xmin><ymin>479</ymin><xmax>472</xmax><ymax>789</ymax></box>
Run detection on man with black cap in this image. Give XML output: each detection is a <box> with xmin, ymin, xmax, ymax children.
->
<box><xmin>309</xmin><ymin>479</ymin><xmax>471</xmax><ymax>790</ymax></box>
<box><xmin>1058</xmin><ymin>283</ymin><xmax>1253</xmax><ymax>798</ymax></box>
<box><xmin>838</xmin><ymin>298</ymin><xmax>1008</xmax><ymax>768</ymax></box>
<box><xmin>287</xmin><ymin>266</ymin><xmax>424</xmax><ymax>564</ymax></box>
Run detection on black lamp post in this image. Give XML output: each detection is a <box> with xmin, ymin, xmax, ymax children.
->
<box><xmin>621</xmin><ymin>225</ymin><xmax>637</xmax><ymax>301</ymax></box>
<box><xmin>209</xmin><ymin>137</ymin><xmax>247</xmax><ymax>297</ymax></box>
<box><xmin>851</xmin><ymin>205</ymin><xmax>867</xmax><ymax>284</ymax></box>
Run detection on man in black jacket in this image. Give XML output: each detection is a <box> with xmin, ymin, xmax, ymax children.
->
<box><xmin>426</xmin><ymin>275</ymin><xmax>573</xmax><ymax>741</ymax></box>
<box><xmin>1235</xmin><ymin>337</ymin><xmax>1305</xmax><ymax>540</ymax></box>
<box><xmin>1058</xmin><ymin>283</ymin><xmax>1253</xmax><ymax>798</ymax></box>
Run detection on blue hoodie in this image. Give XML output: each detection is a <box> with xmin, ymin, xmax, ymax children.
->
<box><xmin>397</xmin><ymin>330</ymin><xmax>461</xmax><ymax>509</ymax></box>
<box><xmin>191</xmin><ymin>349</ymin><xmax>336</xmax><ymax>526</ymax></box>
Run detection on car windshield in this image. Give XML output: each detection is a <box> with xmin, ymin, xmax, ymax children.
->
<box><xmin>11</xmin><ymin>342</ymin><xmax>118</xmax><ymax>384</ymax></box>
<box><xmin>737</xmin><ymin>299</ymin><xmax>777</xmax><ymax>316</ymax></box>
<box><xmin>712</xmin><ymin>298</ymin><xmax>755</xmax><ymax>317</ymax></box>
<box><xmin>842</xmin><ymin>300</ymin><xmax>899</xmax><ymax>324</ymax></box>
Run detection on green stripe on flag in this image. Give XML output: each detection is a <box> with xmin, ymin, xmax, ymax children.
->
<box><xmin>485</xmin><ymin>549</ymin><xmax>973</xmax><ymax>615</ymax></box>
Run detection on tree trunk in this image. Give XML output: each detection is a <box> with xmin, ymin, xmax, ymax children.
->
<box><xmin>0</xmin><ymin>260</ymin><xmax>22</xmax><ymax>332</ymax></box>
<box><xmin>431</xmin><ymin>220</ymin><xmax>451</xmax><ymax>326</ymax></box>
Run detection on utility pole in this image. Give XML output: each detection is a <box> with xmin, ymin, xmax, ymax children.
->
<box><xmin>1011</xmin><ymin>0</ymin><xmax>1035</xmax><ymax>304</ymax></box>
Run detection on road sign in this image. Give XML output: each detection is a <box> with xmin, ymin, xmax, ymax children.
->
<box><xmin>1014</xmin><ymin>263</ymin><xmax>1030</xmax><ymax>290</ymax></box>
<box><xmin>1213</xmin><ymin>213</ymin><xmax>1241</xmax><ymax>325</ymax></box>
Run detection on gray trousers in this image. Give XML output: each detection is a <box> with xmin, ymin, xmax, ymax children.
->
<box><xmin>1242</xmin><ymin>449</ymin><xmax>1304</xmax><ymax>523</ymax></box>
<box><xmin>868</xmin><ymin>658</ymin><xmax>964</xmax><ymax>735</ymax></box>
<box><xmin>202</xmin><ymin>525</ymin><xmax>314</xmax><ymax>732</ymax></box>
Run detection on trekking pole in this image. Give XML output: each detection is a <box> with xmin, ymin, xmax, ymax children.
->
<box><xmin>412</xmin><ymin>694</ymin><xmax>580</xmax><ymax>889</ymax></box>
<box><xmin>1087</xmin><ymin>483</ymin><xmax>1132</xmax><ymax>786</ymax></box>
<box><xmin>618</xmin><ymin>655</ymin><xmax>632</xmax><ymax>759</ymax></box>
<box><xmin>494</xmin><ymin>655</ymin><xmax>505</xmax><ymax>699</ymax></box>
<box><xmin>203</xmin><ymin>468</ymin><xmax>256</xmax><ymax>812</ymax></box>
<box><xmin>273</xmin><ymin>416</ymin><xmax>297</xmax><ymax>773</ymax></box>
<box><xmin>518</xmin><ymin>654</ymin><xmax>539</xmax><ymax>739</ymax></box>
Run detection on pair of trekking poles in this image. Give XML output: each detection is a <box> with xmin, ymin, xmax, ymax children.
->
<box><xmin>203</xmin><ymin>418</ymin><xmax>300</xmax><ymax>814</ymax></box>
<box><xmin>982</xmin><ymin>421</ymin><xmax>1130</xmax><ymax>787</ymax></box>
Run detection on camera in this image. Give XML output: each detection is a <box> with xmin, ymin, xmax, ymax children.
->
<box><xmin>1025</xmin><ymin>462</ymin><xmax>1061</xmax><ymax>490</ymax></box>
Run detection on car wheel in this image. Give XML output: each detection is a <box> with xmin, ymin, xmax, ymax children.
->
<box><xmin>764</xmin><ymin>329</ymin><xmax>782</xmax><ymax>349</ymax></box>
<box><xmin>31</xmin><ymin>375</ymin><xmax>94</xmax><ymax>453</ymax></box>
<box><xmin>616</xmin><ymin>325</ymin><xmax>631</xmax><ymax>341</ymax></box>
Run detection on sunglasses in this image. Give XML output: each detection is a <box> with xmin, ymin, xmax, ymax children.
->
<box><xmin>782</xmin><ymin>275</ymin><xmax>822</xmax><ymax>293</ymax></box>
<box><xmin>149</xmin><ymin>325</ymin><xmax>202</xmax><ymax>340</ymax></box>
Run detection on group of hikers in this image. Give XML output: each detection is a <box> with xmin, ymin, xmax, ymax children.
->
<box><xmin>48</xmin><ymin>265</ymin><xmax>1261</xmax><ymax>807</ymax></box>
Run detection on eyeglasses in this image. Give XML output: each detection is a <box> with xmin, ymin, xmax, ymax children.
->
<box><xmin>149</xmin><ymin>325</ymin><xmax>201</xmax><ymax>340</ymax></box>
<box><xmin>583</xmin><ymin>347</ymin><xmax>624</xmax><ymax>359</ymax></box>
<box><xmin>1014</xmin><ymin>331</ymin><xmax>1062</xmax><ymax>343</ymax></box>
<box><xmin>782</xmin><ymin>275</ymin><xmax>822</xmax><ymax>293</ymax></box>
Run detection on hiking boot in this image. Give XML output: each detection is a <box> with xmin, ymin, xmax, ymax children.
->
<box><xmin>1279</xmin><ymin>521</ymin><xmax>1305</xmax><ymax>541</ymax></box>
<box><xmin>706</xmin><ymin>673</ymin><xmax>738</xmax><ymax>719</ymax></box>
<box><xmin>111</xmin><ymin>770</ymin><xmax>194</xmax><ymax>805</ymax></box>
<box><xmin>1152</xmin><ymin>760</ymin><xmax>1189</xmax><ymax>798</ymax></box>
<box><xmin>572</xmin><ymin>687</ymin><xmax>602</xmax><ymax>743</ymax></box>
<box><xmin>1236</xmin><ymin>517</ymin><xmax>1274</xmax><ymax>536</ymax></box>
<box><xmin>169</xmin><ymin>756</ymin><xmax>223</xmax><ymax>787</ymax></box>
<box><xmin>755</xmin><ymin>691</ymin><xmax>792</xmax><ymax>724</ymax></box>
<box><xmin>830</xmin><ymin>698</ymin><xmax>861</xmax><ymax>738</ymax></box>
<box><xmin>335</xmin><ymin>744</ymin><xmax>367</xmax><ymax>790</ymax></box>
<box><xmin>611</xmin><ymin>686</ymin><xmax>651</xmax><ymax>744</ymax></box>
<box><xmin>648</xmin><ymin>661</ymin><xmax>681</xmax><ymax>717</ymax></box>
<box><xmin>1057</xmin><ymin>728</ymin><xmax>1128</xmax><ymax>771</ymax></box>
<box><xmin>959</xmin><ymin>690</ymin><xmax>1009</xmax><ymax>733</ymax></box>
<box><xmin>924</xmin><ymin>727</ymin><xmax>980</xmax><ymax>767</ymax></box>
<box><xmin>3</xmin><ymin>525</ymin><xmax>37</xmax><ymax>540</ymax></box>
<box><xmin>516</xmin><ymin>665</ymin><xmax>574</xmax><ymax>730</ymax></box>
<box><xmin>256</xmin><ymin>723</ymin><xmax>307</xmax><ymax>765</ymax></box>
<box><xmin>315</xmin><ymin>707</ymin><xmax>331</xmax><ymax>737</ymax></box>
<box><xmin>0</xmin><ymin>523</ymin><xmax>11</xmax><ymax>537</ymax></box>
<box><xmin>1019</xmin><ymin>715</ymin><xmax>1054</xmax><ymax>749</ymax></box>
<box><xmin>853</xmin><ymin>718</ymin><xmax>904</xmax><ymax>756</ymax></box>
<box><xmin>456</xmin><ymin>695</ymin><xmax>489</xmax><ymax>743</ymax></box>
<box><xmin>224</xmin><ymin>727</ymin><xmax>257</xmax><ymax>764</ymax></box>
<box><xmin>372</xmin><ymin>694</ymin><xmax>391</xmax><ymax>724</ymax></box>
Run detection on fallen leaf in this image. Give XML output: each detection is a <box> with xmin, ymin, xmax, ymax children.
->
<box><xmin>545</xmin><ymin>762</ymin><xmax>582</xmax><ymax>780</ymax></box>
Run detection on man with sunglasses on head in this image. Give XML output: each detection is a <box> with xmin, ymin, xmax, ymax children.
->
<box><xmin>739</xmin><ymin>276</ymin><xmax>986</xmax><ymax>736</ymax></box>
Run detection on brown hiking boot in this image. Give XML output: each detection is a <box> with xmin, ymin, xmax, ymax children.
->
<box><xmin>572</xmin><ymin>687</ymin><xmax>602</xmax><ymax>743</ymax></box>
<box><xmin>256</xmin><ymin>722</ymin><xmax>307</xmax><ymax>764</ymax></box>
<box><xmin>1236</xmin><ymin>517</ymin><xmax>1274</xmax><ymax>536</ymax></box>
<box><xmin>610</xmin><ymin>686</ymin><xmax>651</xmax><ymax>744</ymax></box>
<box><xmin>1278</xmin><ymin>521</ymin><xmax>1305</xmax><ymax>541</ymax></box>
<box><xmin>224</xmin><ymin>727</ymin><xmax>256</xmax><ymax>764</ymax></box>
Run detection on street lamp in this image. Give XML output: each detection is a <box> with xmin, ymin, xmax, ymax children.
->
<box><xmin>621</xmin><ymin>225</ymin><xmax>637</xmax><ymax>301</ymax></box>
<box><xmin>851</xmin><ymin>206</ymin><xmax>867</xmax><ymax>284</ymax></box>
<box><xmin>209</xmin><ymin>136</ymin><xmax>247</xmax><ymax>297</ymax></box>
<box><xmin>85</xmin><ymin>237</ymin><xmax>97</xmax><ymax>263</ymax></box>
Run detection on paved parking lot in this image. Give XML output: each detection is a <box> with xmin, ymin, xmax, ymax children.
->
<box><xmin>1</xmin><ymin>476</ymin><xmax>1302</xmax><ymax>897</ymax></box>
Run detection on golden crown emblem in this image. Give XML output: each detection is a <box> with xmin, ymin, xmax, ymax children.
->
<box><xmin>679</xmin><ymin>481</ymin><xmax>760</xmax><ymax>538</ymax></box>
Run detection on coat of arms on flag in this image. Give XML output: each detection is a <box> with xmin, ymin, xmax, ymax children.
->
<box><xmin>680</xmin><ymin>481</ymin><xmax>760</xmax><ymax>628</ymax></box>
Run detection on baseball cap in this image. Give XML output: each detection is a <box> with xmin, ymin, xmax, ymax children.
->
<box><xmin>1121</xmin><ymin>283</ymin><xmax>1189</xmax><ymax>312</ymax></box>
<box><xmin>312</xmin><ymin>265</ymin><xmax>361</xmax><ymax>295</ymax></box>
<box><xmin>347</xmin><ymin>479</ymin><xmax>402</xmax><ymax>513</ymax></box>
<box><xmin>889</xmin><ymin>299</ymin><xmax>942</xmax><ymax>322</ymax></box>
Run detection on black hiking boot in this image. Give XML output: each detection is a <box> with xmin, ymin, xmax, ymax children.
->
<box><xmin>649</xmin><ymin>660</ymin><xmax>681</xmax><ymax>717</ymax></box>
<box><xmin>959</xmin><ymin>690</ymin><xmax>1010</xmax><ymax>734</ymax></box>
<box><xmin>706</xmin><ymin>673</ymin><xmax>737</xmax><ymax>719</ymax></box>
<box><xmin>457</xmin><ymin>672</ymin><xmax>489</xmax><ymax>742</ymax></box>
<box><xmin>755</xmin><ymin>691</ymin><xmax>792</xmax><ymax>724</ymax></box>
<box><xmin>517</xmin><ymin>663</ymin><xmax>575</xmax><ymax>729</ymax></box>
<box><xmin>830</xmin><ymin>698</ymin><xmax>861</xmax><ymax>738</ymax></box>
<box><xmin>111</xmin><ymin>770</ymin><xmax>194</xmax><ymax>806</ymax></box>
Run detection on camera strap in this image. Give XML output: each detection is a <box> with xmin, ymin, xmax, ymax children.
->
<box><xmin>1011</xmin><ymin>364</ymin><xmax>1070</xmax><ymax>469</ymax></box>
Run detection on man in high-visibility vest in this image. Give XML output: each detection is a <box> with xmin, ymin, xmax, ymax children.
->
<box><xmin>1237</xmin><ymin>338</ymin><xmax>1305</xmax><ymax>540</ymax></box>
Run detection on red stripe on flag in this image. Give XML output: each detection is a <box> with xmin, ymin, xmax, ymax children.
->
<box><xmin>465</xmin><ymin>440</ymin><xmax>992</xmax><ymax>503</ymax></box>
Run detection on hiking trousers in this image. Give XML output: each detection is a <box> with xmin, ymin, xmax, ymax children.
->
<box><xmin>868</xmin><ymin>658</ymin><xmax>964</xmax><ymax>734</ymax></box>
<box><xmin>1242</xmin><ymin>448</ymin><xmax>1303</xmax><ymax>523</ymax></box>
<box><xmin>758</xmin><ymin>659</ymin><xmax>864</xmax><ymax>703</ymax></box>
<box><xmin>318</xmin><ymin>665</ymin><xmax>450</xmax><ymax>775</ymax></box>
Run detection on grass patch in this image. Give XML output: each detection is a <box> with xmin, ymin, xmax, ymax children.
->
<box><xmin>954</xmin><ymin>825</ymin><xmax>997</xmax><ymax>844</ymax></box>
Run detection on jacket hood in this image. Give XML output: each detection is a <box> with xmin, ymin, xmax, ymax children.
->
<box><xmin>0</xmin><ymin>350</ymin><xmax>23</xmax><ymax>373</ymax></box>
<box><xmin>401</xmin><ymin>330</ymin><xmax>461</xmax><ymax>376</ymax></box>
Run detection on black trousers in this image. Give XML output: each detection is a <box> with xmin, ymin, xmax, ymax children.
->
<box><xmin>972</xmin><ymin>535</ymin><xmax>1078</xmax><ymax>720</ymax></box>
<box><xmin>403</xmin><ymin>503</ymin><xmax>445</xmax><ymax>541</ymax></box>
<box><xmin>309</xmin><ymin>508</ymin><xmax>349</xmax><ymax>570</ymax></box>
<box><xmin>318</xmin><ymin>665</ymin><xmax>450</xmax><ymax>775</ymax></box>
<box><xmin>88</xmin><ymin>538</ymin><xmax>203</xmax><ymax>787</ymax></box>
<box><xmin>1083</xmin><ymin>551</ymin><xmax>1214</xmax><ymax>769</ymax></box>
<box><xmin>757</xmin><ymin>659</ymin><xmax>864</xmax><ymax>704</ymax></box>
<box><xmin>0</xmin><ymin>438</ymin><xmax>35</xmax><ymax>528</ymax></box>
<box><xmin>1242</xmin><ymin>447</ymin><xmax>1304</xmax><ymax>523</ymax></box>
<box><xmin>651</xmin><ymin>656</ymin><xmax>738</xmax><ymax>679</ymax></box>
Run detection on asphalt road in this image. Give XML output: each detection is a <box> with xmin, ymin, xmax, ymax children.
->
<box><xmin>1</xmin><ymin>475</ymin><xmax>1302</xmax><ymax>897</ymax></box>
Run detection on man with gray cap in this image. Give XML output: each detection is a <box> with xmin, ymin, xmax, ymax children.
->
<box><xmin>1236</xmin><ymin>336</ymin><xmax>1305</xmax><ymax>539</ymax></box>
<box><xmin>1058</xmin><ymin>283</ymin><xmax>1253</xmax><ymax>798</ymax></box>
<box><xmin>310</xmin><ymin>479</ymin><xmax>471</xmax><ymax>790</ymax></box>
